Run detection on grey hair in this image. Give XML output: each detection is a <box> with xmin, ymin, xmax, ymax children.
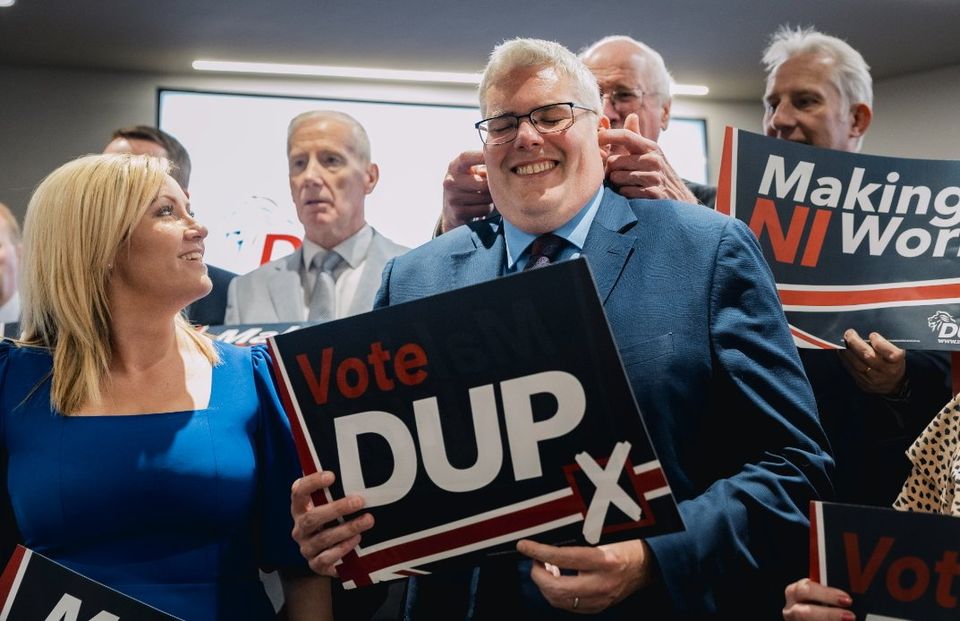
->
<box><xmin>478</xmin><ymin>38</ymin><xmax>602</xmax><ymax>117</ymax></box>
<box><xmin>579</xmin><ymin>35</ymin><xmax>674</xmax><ymax>101</ymax></box>
<box><xmin>763</xmin><ymin>25</ymin><xmax>873</xmax><ymax>109</ymax></box>
<box><xmin>286</xmin><ymin>110</ymin><xmax>372</xmax><ymax>162</ymax></box>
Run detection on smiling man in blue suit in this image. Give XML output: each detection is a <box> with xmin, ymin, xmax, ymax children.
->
<box><xmin>291</xmin><ymin>38</ymin><xmax>833</xmax><ymax>620</ymax></box>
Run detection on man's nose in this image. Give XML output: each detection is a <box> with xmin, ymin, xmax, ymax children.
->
<box><xmin>303</xmin><ymin>158</ymin><xmax>326</xmax><ymax>185</ymax></box>
<box><xmin>602</xmin><ymin>97</ymin><xmax>621</xmax><ymax>126</ymax></box>
<box><xmin>513</xmin><ymin>118</ymin><xmax>543</xmax><ymax>148</ymax></box>
<box><xmin>767</xmin><ymin>103</ymin><xmax>796</xmax><ymax>132</ymax></box>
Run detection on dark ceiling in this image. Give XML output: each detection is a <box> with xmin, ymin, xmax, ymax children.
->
<box><xmin>1</xmin><ymin>0</ymin><xmax>958</xmax><ymax>99</ymax></box>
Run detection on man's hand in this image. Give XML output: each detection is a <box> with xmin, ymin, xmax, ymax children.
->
<box><xmin>599</xmin><ymin>113</ymin><xmax>699</xmax><ymax>205</ymax></box>
<box><xmin>837</xmin><ymin>328</ymin><xmax>907</xmax><ymax>395</ymax></box>
<box><xmin>440</xmin><ymin>151</ymin><xmax>493</xmax><ymax>233</ymax></box>
<box><xmin>516</xmin><ymin>538</ymin><xmax>653</xmax><ymax>614</ymax></box>
<box><xmin>782</xmin><ymin>578</ymin><xmax>854</xmax><ymax>620</ymax></box>
<box><xmin>290</xmin><ymin>471</ymin><xmax>374</xmax><ymax>577</ymax></box>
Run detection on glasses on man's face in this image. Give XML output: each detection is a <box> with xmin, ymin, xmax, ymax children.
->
<box><xmin>600</xmin><ymin>88</ymin><xmax>649</xmax><ymax>109</ymax></box>
<box><xmin>475</xmin><ymin>102</ymin><xmax>596</xmax><ymax>146</ymax></box>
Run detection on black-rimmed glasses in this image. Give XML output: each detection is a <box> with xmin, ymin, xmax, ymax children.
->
<box><xmin>475</xmin><ymin>102</ymin><xmax>596</xmax><ymax>145</ymax></box>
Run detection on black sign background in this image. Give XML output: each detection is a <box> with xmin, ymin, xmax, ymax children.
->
<box><xmin>270</xmin><ymin>259</ymin><xmax>683</xmax><ymax>585</ymax></box>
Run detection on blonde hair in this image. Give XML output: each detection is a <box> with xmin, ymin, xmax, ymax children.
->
<box><xmin>19</xmin><ymin>153</ymin><xmax>218</xmax><ymax>414</ymax></box>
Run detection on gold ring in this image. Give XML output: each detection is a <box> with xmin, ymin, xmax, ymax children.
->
<box><xmin>572</xmin><ymin>596</ymin><xmax>580</xmax><ymax>609</ymax></box>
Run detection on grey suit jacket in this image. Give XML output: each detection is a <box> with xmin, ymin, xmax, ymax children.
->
<box><xmin>224</xmin><ymin>228</ymin><xmax>408</xmax><ymax>324</ymax></box>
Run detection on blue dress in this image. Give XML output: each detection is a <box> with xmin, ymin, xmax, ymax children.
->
<box><xmin>0</xmin><ymin>340</ymin><xmax>306</xmax><ymax>620</ymax></box>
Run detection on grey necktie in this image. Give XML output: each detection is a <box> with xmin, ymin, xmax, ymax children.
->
<box><xmin>308</xmin><ymin>251</ymin><xmax>344</xmax><ymax>322</ymax></box>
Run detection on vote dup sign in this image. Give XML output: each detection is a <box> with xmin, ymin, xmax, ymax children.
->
<box><xmin>269</xmin><ymin>258</ymin><xmax>684</xmax><ymax>588</ymax></box>
<box><xmin>810</xmin><ymin>502</ymin><xmax>960</xmax><ymax>620</ymax></box>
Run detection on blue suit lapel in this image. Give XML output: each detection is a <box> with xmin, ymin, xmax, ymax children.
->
<box><xmin>448</xmin><ymin>219</ymin><xmax>506</xmax><ymax>287</ymax></box>
<box><xmin>582</xmin><ymin>189</ymin><xmax>639</xmax><ymax>304</ymax></box>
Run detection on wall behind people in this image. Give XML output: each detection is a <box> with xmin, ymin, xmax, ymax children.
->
<box><xmin>865</xmin><ymin>64</ymin><xmax>960</xmax><ymax>159</ymax></box>
<box><xmin>0</xmin><ymin>63</ymin><xmax>755</xmax><ymax>230</ymax></box>
<box><xmin>2</xmin><ymin>61</ymin><xmax>957</xmax><ymax>246</ymax></box>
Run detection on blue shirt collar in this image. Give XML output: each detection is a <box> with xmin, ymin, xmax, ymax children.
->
<box><xmin>503</xmin><ymin>185</ymin><xmax>604</xmax><ymax>270</ymax></box>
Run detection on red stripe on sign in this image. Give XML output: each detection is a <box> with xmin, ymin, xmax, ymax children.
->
<box><xmin>715</xmin><ymin>126</ymin><xmax>736</xmax><ymax>216</ymax></box>
<box><xmin>267</xmin><ymin>339</ymin><xmax>321</xmax><ymax>479</ymax></box>
<box><xmin>779</xmin><ymin>282</ymin><xmax>960</xmax><ymax>307</ymax></box>
<box><xmin>337</xmin><ymin>462</ymin><xmax>672</xmax><ymax>586</ymax></box>
<box><xmin>0</xmin><ymin>545</ymin><xmax>27</xmax><ymax>609</ymax></box>
<box><xmin>338</xmin><ymin>493</ymin><xmax>582</xmax><ymax>585</ymax></box>
<box><xmin>790</xmin><ymin>327</ymin><xmax>841</xmax><ymax>350</ymax></box>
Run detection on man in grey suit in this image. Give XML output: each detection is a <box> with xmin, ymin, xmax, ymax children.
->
<box><xmin>225</xmin><ymin>111</ymin><xmax>408</xmax><ymax>324</ymax></box>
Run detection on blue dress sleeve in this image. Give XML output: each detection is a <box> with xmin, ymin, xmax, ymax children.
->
<box><xmin>0</xmin><ymin>341</ymin><xmax>22</xmax><ymax>561</ymax></box>
<box><xmin>250</xmin><ymin>345</ymin><xmax>309</xmax><ymax>571</ymax></box>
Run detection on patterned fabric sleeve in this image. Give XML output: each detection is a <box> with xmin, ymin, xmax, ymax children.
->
<box><xmin>893</xmin><ymin>395</ymin><xmax>960</xmax><ymax>517</ymax></box>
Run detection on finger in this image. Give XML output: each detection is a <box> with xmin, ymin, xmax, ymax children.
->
<box><xmin>517</xmin><ymin>539</ymin><xmax>604</xmax><ymax>571</ymax></box>
<box><xmin>841</xmin><ymin>328</ymin><xmax>877</xmax><ymax>366</ymax></box>
<box><xmin>623</xmin><ymin>113</ymin><xmax>641</xmax><ymax>136</ymax></box>
<box><xmin>784</xmin><ymin>578</ymin><xmax>853</xmax><ymax>608</ymax></box>
<box><xmin>296</xmin><ymin>512</ymin><xmax>374</xmax><ymax>559</ymax></box>
<box><xmin>443</xmin><ymin>171</ymin><xmax>489</xmax><ymax>194</ymax></box>
<box><xmin>291</xmin><ymin>471</ymin><xmax>335</xmax><ymax>517</ymax></box>
<box><xmin>306</xmin><ymin>533</ymin><xmax>362</xmax><ymax>577</ymax></box>
<box><xmin>448</xmin><ymin>150</ymin><xmax>485</xmax><ymax>174</ymax></box>
<box><xmin>295</xmin><ymin>494</ymin><xmax>367</xmax><ymax>534</ymax></box>
<box><xmin>867</xmin><ymin>332</ymin><xmax>905</xmax><ymax>365</ymax></box>
<box><xmin>598</xmin><ymin>128</ymin><xmax>658</xmax><ymax>156</ymax></box>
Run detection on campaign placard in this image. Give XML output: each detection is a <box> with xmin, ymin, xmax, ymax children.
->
<box><xmin>717</xmin><ymin>127</ymin><xmax>960</xmax><ymax>350</ymax></box>
<box><xmin>810</xmin><ymin>501</ymin><xmax>960</xmax><ymax>620</ymax></box>
<box><xmin>0</xmin><ymin>546</ymin><xmax>181</xmax><ymax>620</ymax></box>
<box><xmin>197</xmin><ymin>322</ymin><xmax>308</xmax><ymax>346</ymax></box>
<box><xmin>268</xmin><ymin>258</ymin><xmax>684</xmax><ymax>588</ymax></box>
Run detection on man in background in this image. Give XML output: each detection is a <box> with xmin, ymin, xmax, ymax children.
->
<box><xmin>0</xmin><ymin>202</ymin><xmax>20</xmax><ymax>337</ymax></box>
<box><xmin>104</xmin><ymin>125</ymin><xmax>236</xmax><ymax>326</ymax></box>
<box><xmin>761</xmin><ymin>25</ymin><xmax>952</xmax><ymax>506</ymax></box>
<box><xmin>225</xmin><ymin>110</ymin><xmax>407</xmax><ymax>324</ymax></box>
<box><xmin>438</xmin><ymin>35</ymin><xmax>714</xmax><ymax>234</ymax></box>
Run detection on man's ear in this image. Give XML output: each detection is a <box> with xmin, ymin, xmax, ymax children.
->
<box><xmin>365</xmin><ymin>162</ymin><xmax>380</xmax><ymax>195</ymax></box>
<box><xmin>850</xmin><ymin>103</ymin><xmax>872</xmax><ymax>139</ymax></box>
<box><xmin>598</xmin><ymin>115</ymin><xmax>611</xmax><ymax>131</ymax></box>
<box><xmin>660</xmin><ymin>98</ymin><xmax>672</xmax><ymax>131</ymax></box>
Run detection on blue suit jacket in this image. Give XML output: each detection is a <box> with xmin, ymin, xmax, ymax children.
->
<box><xmin>374</xmin><ymin>188</ymin><xmax>834</xmax><ymax>619</ymax></box>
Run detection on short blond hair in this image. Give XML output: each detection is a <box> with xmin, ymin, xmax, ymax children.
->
<box><xmin>20</xmin><ymin>153</ymin><xmax>218</xmax><ymax>414</ymax></box>
<box><xmin>479</xmin><ymin>38</ymin><xmax>602</xmax><ymax>118</ymax></box>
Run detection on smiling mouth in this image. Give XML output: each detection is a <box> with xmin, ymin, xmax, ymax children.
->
<box><xmin>180</xmin><ymin>252</ymin><xmax>204</xmax><ymax>262</ymax></box>
<box><xmin>513</xmin><ymin>161</ymin><xmax>557</xmax><ymax>176</ymax></box>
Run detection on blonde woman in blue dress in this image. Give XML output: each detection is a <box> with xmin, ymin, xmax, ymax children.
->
<box><xmin>0</xmin><ymin>154</ymin><xmax>330</xmax><ymax>620</ymax></box>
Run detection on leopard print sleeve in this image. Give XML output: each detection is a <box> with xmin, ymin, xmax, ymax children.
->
<box><xmin>893</xmin><ymin>395</ymin><xmax>960</xmax><ymax>516</ymax></box>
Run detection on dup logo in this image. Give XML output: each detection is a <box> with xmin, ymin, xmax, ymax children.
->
<box><xmin>928</xmin><ymin>310</ymin><xmax>960</xmax><ymax>340</ymax></box>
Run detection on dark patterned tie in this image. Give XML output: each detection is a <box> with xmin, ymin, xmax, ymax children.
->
<box><xmin>523</xmin><ymin>233</ymin><xmax>566</xmax><ymax>271</ymax></box>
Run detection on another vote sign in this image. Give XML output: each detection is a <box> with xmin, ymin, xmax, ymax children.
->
<box><xmin>717</xmin><ymin>127</ymin><xmax>960</xmax><ymax>350</ymax></box>
<box><xmin>811</xmin><ymin>501</ymin><xmax>960</xmax><ymax>620</ymax></box>
<box><xmin>0</xmin><ymin>546</ymin><xmax>181</xmax><ymax>620</ymax></box>
<box><xmin>269</xmin><ymin>258</ymin><xmax>683</xmax><ymax>588</ymax></box>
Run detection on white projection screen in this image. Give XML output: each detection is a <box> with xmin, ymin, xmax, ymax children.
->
<box><xmin>159</xmin><ymin>89</ymin><xmax>707</xmax><ymax>275</ymax></box>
